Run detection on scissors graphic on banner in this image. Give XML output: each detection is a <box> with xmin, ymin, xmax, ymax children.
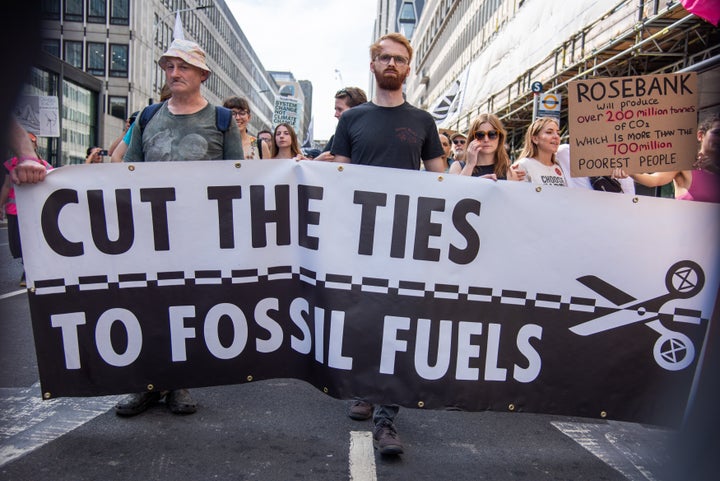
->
<box><xmin>570</xmin><ymin>260</ymin><xmax>705</xmax><ymax>371</ymax></box>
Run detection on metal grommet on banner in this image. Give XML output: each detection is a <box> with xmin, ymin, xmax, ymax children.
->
<box><xmin>234</xmin><ymin>162</ymin><xmax>242</xmax><ymax>169</ymax></box>
<box><xmin>438</xmin><ymin>176</ymin><xmax>444</xmax><ymax>182</ymax></box>
<box><xmin>632</xmin><ymin>197</ymin><xmax>639</xmax><ymax>203</ymax></box>
<box><xmin>337</xmin><ymin>165</ymin><xmax>344</xmax><ymax>172</ymax></box>
<box><xmin>43</xmin><ymin>392</ymin><xmax>51</xmax><ymax>399</ymax></box>
<box><xmin>600</xmin><ymin>410</ymin><xmax>608</xmax><ymax>418</ymax></box>
<box><xmin>508</xmin><ymin>403</ymin><xmax>516</xmax><ymax>411</ymax></box>
<box><xmin>147</xmin><ymin>384</ymin><xmax>154</xmax><ymax>391</ymax></box>
<box><xmin>417</xmin><ymin>401</ymin><xmax>425</xmax><ymax>408</ymax></box>
<box><xmin>30</xmin><ymin>287</ymin><xmax>35</xmax><ymax>293</ymax></box>
<box><xmin>127</xmin><ymin>165</ymin><xmax>135</xmax><ymax>172</ymax></box>
<box><xmin>246</xmin><ymin>375</ymin><xmax>253</xmax><ymax>382</ymax></box>
<box><xmin>535</xmin><ymin>186</ymin><xmax>542</xmax><ymax>193</ymax></box>
<box><xmin>323</xmin><ymin>387</ymin><xmax>329</xmax><ymax>393</ymax></box>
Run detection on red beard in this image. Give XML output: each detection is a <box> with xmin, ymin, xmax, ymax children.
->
<box><xmin>374</xmin><ymin>67</ymin><xmax>407</xmax><ymax>91</ymax></box>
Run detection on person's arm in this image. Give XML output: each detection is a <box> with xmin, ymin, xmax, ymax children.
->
<box><xmin>423</xmin><ymin>157</ymin><xmax>445</xmax><ymax>173</ymax></box>
<box><xmin>329</xmin><ymin>154</ymin><xmax>351</xmax><ymax>163</ymax></box>
<box><xmin>8</xmin><ymin>119</ymin><xmax>46</xmax><ymax>184</ymax></box>
<box><xmin>111</xmin><ymin>142</ymin><xmax>128</xmax><ymax>163</ymax></box>
<box><xmin>631</xmin><ymin>171</ymin><xmax>677</xmax><ymax>187</ymax></box>
<box><xmin>313</xmin><ymin>151</ymin><xmax>335</xmax><ymax>161</ymax></box>
<box><xmin>0</xmin><ymin>174</ymin><xmax>11</xmax><ymax>220</ymax></box>
<box><xmin>107</xmin><ymin>135</ymin><xmax>124</xmax><ymax>155</ymax></box>
<box><xmin>260</xmin><ymin>139</ymin><xmax>271</xmax><ymax>160</ymax></box>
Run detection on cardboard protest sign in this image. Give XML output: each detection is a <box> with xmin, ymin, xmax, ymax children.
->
<box><xmin>568</xmin><ymin>73</ymin><xmax>698</xmax><ymax>177</ymax></box>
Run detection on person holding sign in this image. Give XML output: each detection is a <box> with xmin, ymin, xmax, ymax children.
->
<box><xmin>270</xmin><ymin>122</ymin><xmax>306</xmax><ymax>160</ymax></box>
<box><xmin>448</xmin><ymin>113</ymin><xmax>523</xmax><ymax>181</ymax></box>
<box><xmin>123</xmin><ymin>39</ymin><xmax>243</xmax><ymax>164</ymax></box>
<box><xmin>511</xmin><ymin>117</ymin><xmax>567</xmax><ymax>187</ymax></box>
<box><xmin>117</xmin><ymin>38</ymin><xmax>244</xmax><ymax>417</ymax></box>
<box><xmin>1</xmin><ymin>130</ymin><xmax>53</xmax><ymax>286</ymax></box>
<box><xmin>630</xmin><ymin>114</ymin><xmax>720</xmax><ymax>203</ymax></box>
<box><xmin>329</xmin><ymin>32</ymin><xmax>445</xmax><ymax>457</ymax></box>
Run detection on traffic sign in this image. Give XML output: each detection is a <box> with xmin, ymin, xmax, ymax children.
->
<box><xmin>537</xmin><ymin>92</ymin><xmax>562</xmax><ymax>125</ymax></box>
<box><xmin>531</xmin><ymin>81</ymin><xmax>543</xmax><ymax>93</ymax></box>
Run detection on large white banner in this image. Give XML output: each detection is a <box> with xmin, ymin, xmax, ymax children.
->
<box><xmin>16</xmin><ymin>160</ymin><xmax>720</xmax><ymax>425</ymax></box>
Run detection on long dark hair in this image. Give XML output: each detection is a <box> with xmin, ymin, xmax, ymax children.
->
<box><xmin>467</xmin><ymin>113</ymin><xmax>510</xmax><ymax>177</ymax></box>
<box><xmin>271</xmin><ymin>123</ymin><xmax>301</xmax><ymax>158</ymax></box>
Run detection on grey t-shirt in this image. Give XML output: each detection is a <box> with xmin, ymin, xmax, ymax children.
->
<box><xmin>124</xmin><ymin>102</ymin><xmax>244</xmax><ymax>162</ymax></box>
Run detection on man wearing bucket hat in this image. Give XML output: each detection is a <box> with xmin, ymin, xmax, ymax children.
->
<box><xmin>117</xmin><ymin>39</ymin><xmax>243</xmax><ymax>417</ymax></box>
<box><xmin>123</xmin><ymin>39</ymin><xmax>243</xmax><ymax>163</ymax></box>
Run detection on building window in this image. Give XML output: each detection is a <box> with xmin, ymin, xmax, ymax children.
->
<box><xmin>109</xmin><ymin>96</ymin><xmax>127</xmax><ymax>120</ymax></box>
<box><xmin>64</xmin><ymin>0</ymin><xmax>83</xmax><ymax>22</ymax></box>
<box><xmin>398</xmin><ymin>1</ymin><xmax>418</xmax><ymax>40</ymax></box>
<box><xmin>64</xmin><ymin>40</ymin><xmax>83</xmax><ymax>69</ymax></box>
<box><xmin>42</xmin><ymin>39</ymin><xmax>61</xmax><ymax>58</ymax></box>
<box><xmin>41</xmin><ymin>0</ymin><xmax>61</xmax><ymax>19</ymax></box>
<box><xmin>87</xmin><ymin>42</ymin><xmax>106</xmax><ymax>76</ymax></box>
<box><xmin>109</xmin><ymin>44</ymin><xmax>128</xmax><ymax>77</ymax></box>
<box><xmin>110</xmin><ymin>0</ymin><xmax>129</xmax><ymax>25</ymax></box>
<box><xmin>87</xmin><ymin>0</ymin><xmax>106</xmax><ymax>23</ymax></box>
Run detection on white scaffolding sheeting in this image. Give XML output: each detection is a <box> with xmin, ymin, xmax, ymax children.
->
<box><xmin>443</xmin><ymin>0</ymin><xmax>615</xmax><ymax>128</ymax></box>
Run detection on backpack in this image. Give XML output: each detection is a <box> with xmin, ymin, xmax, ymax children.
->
<box><xmin>138</xmin><ymin>101</ymin><xmax>233</xmax><ymax>134</ymax></box>
<box><xmin>589</xmin><ymin>176</ymin><xmax>623</xmax><ymax>193</ymax></box>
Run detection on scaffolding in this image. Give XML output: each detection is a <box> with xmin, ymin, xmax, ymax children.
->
<box><xmin>444</xmin><ymin>1</ymin><xmax>720</xmax><ymax>151</ymax></box>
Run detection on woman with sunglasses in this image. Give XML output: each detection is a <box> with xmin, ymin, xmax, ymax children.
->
<box><xmin>449</xmin><ymin>113</ymin><xmax>522</xmax><ymax>180</ymax></box>
<box><xmin>511</xmin><ymin>116</ymin><xmax>567</xmax><ymax>186</ymax></box>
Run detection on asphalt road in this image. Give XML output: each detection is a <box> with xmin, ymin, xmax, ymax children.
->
<box><xmin>0</xmin><ymin>222</ymin><xmax>706</xmax><ymax>481</ymax></box>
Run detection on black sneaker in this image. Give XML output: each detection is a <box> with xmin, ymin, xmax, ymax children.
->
<box><xmin>348</xmin><ymin>400</ymin><xmax>373</xmax><ymax>420</ymax></box>
<box><xmin>115</xmin><ymin>391</ymin><xmax>164</xmax><ymax>416</ymax></box>
<box><xmin>373</xmin><ymin>421</ymin><xmax>404</xmax><ymax>455</ymax></box>
<box><xmin>166</xmin><ymin>389</ymin><xmax>197</xmax><ymax>414</ymax></box>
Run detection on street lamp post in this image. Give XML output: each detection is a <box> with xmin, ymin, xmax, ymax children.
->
<box><xmin>152</xmin><ymin>4</ymin><xmax>214</xmax><ymax>47</ymax></box>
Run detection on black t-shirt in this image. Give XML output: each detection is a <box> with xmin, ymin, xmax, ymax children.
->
<box><xmin>455</xmin><ymin>162</ymin><xmax>506</xmax><ymax>179</ymax></box>
<box><xmin>331</xmin><ymin>102</ymin><xmax>444</xmax><ymax>171</ymax></box>
<box><xmin>322</xmin><ymin>134</ymin><xmax>334</xmax><ymax>153</ymax></box>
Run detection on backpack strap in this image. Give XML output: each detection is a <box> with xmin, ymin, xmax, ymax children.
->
<box><xmin>215</xmin><ymin>106</ymin><xmax>232</xmax><ymax>132</ymax></box>
<box><xmin>139</xmin><ymin>102</ymin><xmax>232</xmax><ymax>133</ymax></box>
<box><xmin>138</xmin><ymin>101</ymin><xmax>165</xmax><ymax>134</ymax></box>
<box><xmin>257</xmin><ymin>137</ymin><xmax>263</xmax><ymax>159</ymax></box>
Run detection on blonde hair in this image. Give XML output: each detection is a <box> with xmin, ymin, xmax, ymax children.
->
<box><xmin>519</xmin><ymin>117</ymin><xmax>559</xmax><ymax>162</ymax></box>
<box><xmin>467</xmin><ymin>113</ymin><xmax>510</xmax><ymax>177</ymax></box>
<box><xmin>370</xmin><ymin>33</ymin><xmax>413</xmax><ymax>62</ymax></box>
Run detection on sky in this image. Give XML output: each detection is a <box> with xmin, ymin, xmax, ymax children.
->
<box><xmin>226</xmin><ymin>0</ymin><xmax>379</xmax><ymax>140</ymax></box>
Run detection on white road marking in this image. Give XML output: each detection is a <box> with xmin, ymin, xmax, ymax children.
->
<box><xmin>552</xmin><ymin>420</ymin><xmax>673</xmax><ymax>481</ymax></box>
<box><xmin>0</xmin><ymin>289</ymin><xmax>26</xmax><ymax>300</ymax></box>
<box><xmin>349</xmin><ymin>431</ymin><xmax>377</xmax><ymax>481</ymax></box>
<box><xmin>0</xmin><ymin>383</ymin><xmax>120</xmax><ymax>467</ymax></box>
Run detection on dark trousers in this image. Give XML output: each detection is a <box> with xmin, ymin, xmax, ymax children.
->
<box><xmin>7</xmin><ymin>213</ymin><xmax>22</xmax><ymax>259</ymax></box>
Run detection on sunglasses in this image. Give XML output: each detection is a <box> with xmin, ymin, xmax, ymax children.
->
<box><xmin>336</xmin><ymin>88</ymin><xmax>355</xmax><ymax>103</ymax></box>
<box><xmin>474</xmin><ymin>130</ymin><xmax>499</xmax><ymax>140</ymax></box>
<box><xmin>452</xmin><ymin>138</ymin><xmax>466</xmax><ymax>145</ymax></box>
